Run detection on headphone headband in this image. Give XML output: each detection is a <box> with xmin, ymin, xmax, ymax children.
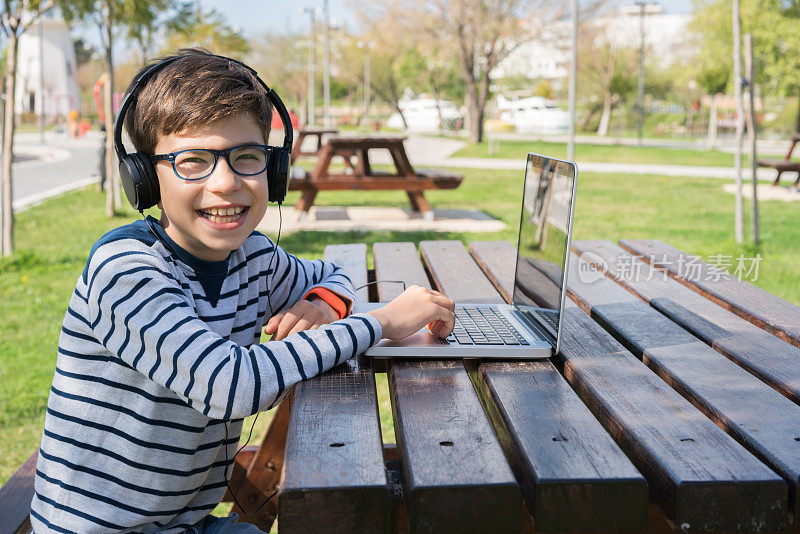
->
<box><xmin>113</xmin><ymin>52</ymin><xmax>293</xmax><ymax>209</ymax></box>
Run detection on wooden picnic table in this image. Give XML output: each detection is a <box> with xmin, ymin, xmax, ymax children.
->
<box><xmin>288</xmin><ymin>135</ymin><xmax>463</xmax><ymax>221</ymax></box>
<box><xmin>4</xmin><ymin>239</ymin><xmax>800</xmax><ymax>533</ymax></box>
<box><xmin>220</xmin><ymin>238</ymin><xmax>800</xmax><ymax>534</ymax></box>
<box><xmin>290</xmin><ymin>127</ymin><xmax>340</xmax><ymax>162</ymax></box>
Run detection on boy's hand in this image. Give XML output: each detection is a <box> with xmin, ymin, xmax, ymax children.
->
<box><xmin>367</xmin><ymin>285</ymin><xmax>455</xmax><ymax>340</ymax></box>
<box><xmin>265</xmin><ymin>297</ymin><xmax>339</xmax><ymax>341</ymax></box>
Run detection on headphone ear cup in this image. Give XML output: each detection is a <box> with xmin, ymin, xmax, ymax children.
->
<box><xmin>267</xmin><ymin>148</ymin><xmax>290</xmax><ymax>203</ymax></box>
<box><xmin>119</xmin><ymin>153</ymin><xmax>160</xmax><ymax>211</ymax></box>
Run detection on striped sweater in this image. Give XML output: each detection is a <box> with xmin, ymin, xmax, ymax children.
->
<box><xmin>30</xmin><ymin>217</ymin><xmax>381</xmax><ymax>533</ymax></box>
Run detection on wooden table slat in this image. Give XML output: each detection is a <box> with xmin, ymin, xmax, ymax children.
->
<box><xmin>373</xmin><ymin>242</ymin><xmax>431</xmax><ymax>301</ymax></box>
<box><xmin>0</xmin><ymin>450</ymin><xmax>37</xmax><ymax>534</ymax></box>
<box><xmin>278</xmin><ymin>244</ymin><xmax>390</xmax><ymax>534</ymax></box>
<box><xmin>508</xmin><ymin>251</ymin><xmax>788</xmax><ymax>531</ymax></box>
<box><xmin>620</xmin><ymin>238</ymin><xmax>800</xmax><ymax>348</ymax></box>
<box><xmin>574</xmin><ymin>240</ymin><xmax>800</xmax><ymax>406</ymax></box>
<box><xmin>468</xmin><ymin>241</ymin><xmax>650</xmax><ymax>531</ymax></box>
<box><xmin>565</xmin><ymin>248</ymin><xmax>800</xmax><ymax>525</ymax></box>
<box><xmin>419</xmin><ymin>240</ymin><xmax>504</xmax><ymax>304</ymax></box>
<box><xmin>374</xmin><ymin>242</ymin><xmax>521</xmax><ymax>533</ymax></box>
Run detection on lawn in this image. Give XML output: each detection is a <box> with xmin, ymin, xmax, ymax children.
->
<box><xmin>451</xmin><ymin>138</ymin><xmax>753</xmax><ymax>167</ymax></box>
<box><xmin>2</xmin><ymin>167</ymin><xmax>797</xmax><ymax>516</ymax></box>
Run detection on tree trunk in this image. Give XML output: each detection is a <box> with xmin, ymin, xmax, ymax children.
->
<box><xmin>597</xmin><ymin>92</ymin><xmax>612</xmax><ymax>137</ymax></box>
<box><xmin>2</xmin><ymin>34</ymin><xmax>19</xmax><ymax>256</ymax></box>
<box><xmin>707</xmin><ymin>94</ymin><xmax>718</xmax><ymax>148</ymax></box>
<box><xmin>103</xmin><ymin>23</ymin><xmax>116</xmax><ymax>217</ymax></box>
<box><xmin>795</xmin><ymin>91</ymin><xmax>800</xmax><ymax>134</ymax></box>
<box><xmin>465</xmin><ymin>76</ymin><xmax>482</xmax><ymax>143</ymax></box>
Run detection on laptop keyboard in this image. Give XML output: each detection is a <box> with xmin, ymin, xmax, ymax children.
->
<box><xmin>530</xmin><ymin>308</ymin><xmax>559</xmax><ymax>332</ymax></box>
<box><xmin>445</xmin><ymin>306</ymin><xmax>529</xmax><ymax>346</ymax></box>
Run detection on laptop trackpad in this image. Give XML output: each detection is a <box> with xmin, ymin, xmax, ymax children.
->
<box><xmin>372</xmin><ymin>328</ymin><xmax>444</xmax><ymax>349</ymax></box>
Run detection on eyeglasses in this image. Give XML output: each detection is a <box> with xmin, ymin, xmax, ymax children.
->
<box><xmin>150</xmin><ymin>144</ymin><xmax>271</xmax><ymax>181</ymax></box>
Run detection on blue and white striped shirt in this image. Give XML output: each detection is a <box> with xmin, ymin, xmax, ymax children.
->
<box><xmin>30</xmin><ymin>217</ymin><xmax>381</xmax><ymax>533</ymax></box>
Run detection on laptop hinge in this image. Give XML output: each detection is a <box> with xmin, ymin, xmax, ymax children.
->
<box><xmin>513</xmin><ymin>308</ymin><xmax>557</xmax><ymax>346</ymax></box>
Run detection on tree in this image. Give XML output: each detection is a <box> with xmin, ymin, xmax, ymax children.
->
<box><xmin>690</xmin><ymin>0</ymin><xmax>800</xmax><ymax>132</ymax></box>
<box><xmin>162</xmin><ymin>7</ymin><xmax>250</xmax><ymax>58</ymax></box>
<box><xmin>577</xmin><ymin>21</ymin><xmax>637</xmax><ymax>136</ymax></box>
<box><xmin>423</xmin><ymin>0</ymin><xmax>544</xmax><ymax>143</ymax></box>
<box><xmin>0</xmin><ymin>0</ymin><xmax>54</xmax><ymax>256</ymax></box>
<box><xmin>249</xmin><ymin>31</ymin><xmax>307</xmax><ymax>119</ymax></box>
<box><xmin>62</xmin><ymin>0</ymin><xmax>182</xmax><ymax>218</ymax></box>
<box><xmin>346</xmin><ymin>3</ymin><xmax>428</xmax><ymax>128</ymax></box>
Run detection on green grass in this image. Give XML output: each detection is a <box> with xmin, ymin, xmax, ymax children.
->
<box><xmin>452</xmin><ymin>139</ymin><xmax>752</xmax><ymax>167</ymax></box>
<box><xmin>2</xmin><ymin>168</ymin><xmax>797</xmax><ymax>497</ymax></box>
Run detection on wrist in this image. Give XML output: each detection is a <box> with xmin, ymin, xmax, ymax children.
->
<box><xmin>367</xmin><ymin>308</ymin><xmax>391</xmax><ymax>339</ymax></box>
<box><xmin>306</xmin><ymin>294</ymin><xmax>339</xmax><ymax>322</ymax></box>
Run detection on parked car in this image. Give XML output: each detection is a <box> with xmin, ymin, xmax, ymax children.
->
<box><xmin>386</xmin><ymin>96</ymin><xmax>465</xmax><ymax>131</ymax></box>
<box><xmin>496</xmin><ymin>94</ymin><xmax>570</xmax><ymax>135</ymax></box>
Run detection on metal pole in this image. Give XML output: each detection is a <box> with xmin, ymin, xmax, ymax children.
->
<box><xmin>39</xmin><ymin>17</ymin><xmax>45</xmax><ymax>143</ymax></box>
<box><xmin>732</xmin><ymin>0</ymin><xmax>744</xmax><ymax>243</ymax></box>
<box><xmin>567</xmin><ymin>0</ymin><xmax>577</xmax><ymax>162</ymax></box>
<box><xmin>637</xmin><ymin>1</ymin><xmax>645</xmax><ymax>144</ymax></box>
<box><xmin>323</xmin><ymin>0</ymin><xmax>330</xmax><ymax>128</ymax></box>
<box><xmin>745</xmin><ymin>33</ymin><xmax>759</xmax><ymax>245</ymax></box>
<box><xmin>365</xmin><ymin>45</ymin><xmax>370</xmax><ymax>129</ymax></box>
<box><xmin>300</xmin><ymin>7</ymin><xmax>316</xmax><ymax>126</ymax></box>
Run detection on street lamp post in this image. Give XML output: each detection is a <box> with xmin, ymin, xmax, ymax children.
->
<box><xmin>299</xmin><ymin>7</ymin><xmax>317</xmax><ymax>126</ymax></box>
<box><xmin>567</xmin><ymin>0</ymin><xmax>578</xmax><ymax>162</ymax></box>
<box><xmin>322</xmin><ymin>0</ymin><xmax>331</xmax><ymax>128</ymax></box>
<box><xmin>357</xmin><ymin>41</ymin><xmax>373</xmax><ymax>130</ymax></box>
<box><xmin>634</xmin><ymin>0</ymin><xmax>649</xmax><ymax>145</ymax></box>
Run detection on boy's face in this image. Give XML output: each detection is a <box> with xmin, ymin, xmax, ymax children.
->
<box><xmin>153</xmin><ymin>113</ymin><xmax>269</xmax><ymax>262</ymax></box>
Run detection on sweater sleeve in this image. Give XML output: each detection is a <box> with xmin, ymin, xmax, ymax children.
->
<box><xmin>266</xmin><ymin>244</ymin><xmax>355</xmax><ymax>317</ymax></box>
<box><xmin>85</xmin><ymin>243</ymin><xmax>381</xmax><ymax>420</ymax></box>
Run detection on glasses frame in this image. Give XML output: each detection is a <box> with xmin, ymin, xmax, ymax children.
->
<box><xmin>149</xmin><ymin>144</ymin><xmax>272</xmax><ymax>181</ymax></box>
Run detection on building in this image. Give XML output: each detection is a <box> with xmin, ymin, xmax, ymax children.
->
<box><xmin>15</xmin><ymin>9</ymin><xmax>81</xmax><ymax>120</ymax></box>
<box><xmin>494</xmin><ymin>3</ymin><xmax>692</xmax><ymax>85</ymax></box>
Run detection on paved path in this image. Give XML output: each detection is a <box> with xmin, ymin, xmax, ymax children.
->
<box><xmin>368</xmin><ymin>135</ymin><xmax>785</xmax><ymax>180</ymax></box>
<box><xmin>10</xmin><ymin>131</ymin><xmax>100</xmax><ymax>211</ymax></box>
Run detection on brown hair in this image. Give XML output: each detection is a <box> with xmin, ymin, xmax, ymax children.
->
<box><xmin>123</xmin><ymin>48</ymin><xmax>273</xmax><ymax>154</ymax></box>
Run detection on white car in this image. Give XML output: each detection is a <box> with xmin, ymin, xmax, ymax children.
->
<box><xmin>386</xmin><ymin>97</ymin><xmax>465</xmax><ymax>131</ymax></box>
<box><xmin>497</xmin><ymin>95</ymin><xmax>570</xmax><ymax>135</ymax></box>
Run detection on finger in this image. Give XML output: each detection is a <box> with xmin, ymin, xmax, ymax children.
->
<box><xmin>264</xmin><ymin>313</ymin><xmax>285</xmax><ymax>334</ymax></box>
<box><xmin>431</xmin><ymin>306</ymin><xmax>456</xmax><ymax>337</ymax></box>
<box><xmin>285</xmin><ymin>317</ymin><xmax>316</xmax><ymax>338</ymax></box>
<box><xmin>275</xmin><ymin>312</ymin><xmax>302</xmax><ymax>341</ymax></box>
<box><xmin>427</xmin><ymin>293</ymin><xmax>455</xmax><ymax>312</ymax></box>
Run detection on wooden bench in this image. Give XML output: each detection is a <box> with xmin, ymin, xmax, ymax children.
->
<box><xmin>757</xmin><ymin>133</ymin><xmax>800</xmax><ymax>186</ymax></box>
<box><xmin>288</xmin><ymin>135</ymin><xmax>463</xmax><ymax>221</ymax></box>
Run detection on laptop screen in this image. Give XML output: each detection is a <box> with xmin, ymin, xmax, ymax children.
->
<box><xmin>512</xmin><ymin>153</ymin><xmax>577</xmax><ymax>346</ymax></box>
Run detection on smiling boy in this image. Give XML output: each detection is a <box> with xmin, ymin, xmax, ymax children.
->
<box><xmin>30</xmin><ymin>49</ymin><xmax>455</xmax><ymax>533</ymax></box>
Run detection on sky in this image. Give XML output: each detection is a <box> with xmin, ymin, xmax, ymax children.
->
<box><xmin>204</xmin><ymin>0</ymin><xmax>696</xmax><ymax>40</ymax></box>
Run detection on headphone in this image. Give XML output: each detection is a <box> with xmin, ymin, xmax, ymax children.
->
<box><xmin>114</xmin><ymin>53</ymin><xmax>293</xmax><ymax>211</ymax></box>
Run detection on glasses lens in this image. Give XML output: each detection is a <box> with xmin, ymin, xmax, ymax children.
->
<box><xmin>174</xmin><ymin>150</ymin><xmax>214</xmax><ymax>180</ymax></box>
<box><xmin>230</xmin><ymin>146</ymin><xmax>268</xmax><ymax>175</ymax></box>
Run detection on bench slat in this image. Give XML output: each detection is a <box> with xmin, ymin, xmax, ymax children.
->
<box><xmin>620</xmin><ymin>238</ymin><xmax>800</xmax><ymax>348</ymax></box>
<box><xmin>514</xmin><ymin>254</ymin><xmax>786</xmax><ymax>531</ymax></box>
<box><xmin>579</xmin><ymin>240</ymin><xmax>800</xmax><ymax>405</ymax></box>
<box><xmin>567</xmin><ymin>246</ymin><xmax>799</xmax><ymax>525</ymax></box>
<box><xmin>373</xmin><ymin>242</ymin><xmax>520</xmax><ymax>533</ymax></box>
<box><xmin>278</xmin><ymin>244</ymin><xmax>390</xmax><ymax>534</ymax></box>
<box><xmin>468</xmin><ymin>241</ymin><xmax>648</xmax><ymax>531</ymax></box>
<box><xmin>0</xmin><ymin>451</ymin><xmax>37</xmax><ymax>534</ymax></box>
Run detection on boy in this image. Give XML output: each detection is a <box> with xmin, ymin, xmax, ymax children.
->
<box><xmin>31</xmin><ymin>49</ymin><xmax>455</xmax><ymax>533</ymax></box>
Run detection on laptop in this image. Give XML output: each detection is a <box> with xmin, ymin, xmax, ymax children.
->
<box><xmin>357</xmin><ymin>153</ymin><xmax>578</xmax><ymax>359</ymax></box>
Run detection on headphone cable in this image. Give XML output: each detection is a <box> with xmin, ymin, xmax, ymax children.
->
<box><xmin>222</xmin><ymin>200</ymin><xmax>283</xmax><ymax>516</ymax></box>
